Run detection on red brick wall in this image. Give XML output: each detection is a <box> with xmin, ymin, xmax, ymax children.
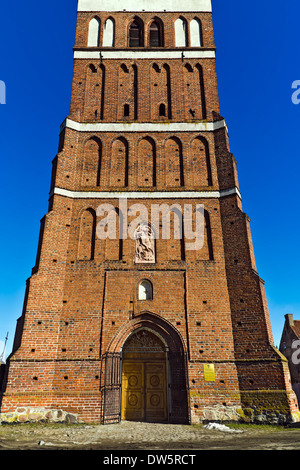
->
<box><xmin>69</xmin><ymin>58</ymin><xmax>219</xmax><ymax>123</ymax></box>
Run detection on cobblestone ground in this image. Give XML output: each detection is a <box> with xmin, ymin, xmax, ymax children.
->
<box><xmin>1</xmin><ymin>421</ymin><xmax>300</xmax><ymax>450</ymax></box>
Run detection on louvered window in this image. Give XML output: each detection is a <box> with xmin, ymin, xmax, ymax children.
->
<box><xmin>129</xmin><ymin>21</ymin><xmax>142</xmax><ymax>47</ymax></box>
<box><xmin>150</xmin><ymin>22</ymin><xmax>161</xmax><ymax>47</ymax></box>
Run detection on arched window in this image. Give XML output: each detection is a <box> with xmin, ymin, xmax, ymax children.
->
<box><xmin>159</xmin><ymin>103</ymin><xmax>166</xmax><ymax>117</ymax></box>
<box><xmin>129</xmin><ymin>19</ymin><xmax>144</xmax><ymax>47</ymax></box>
<box><xmin>84</xmin><ymin>64</ymin><xmax>105</xmax><ymax>121</ymax></box>
<box><xmin>124</xmin><ymin>104</ymin><xmax>130</xmax><ymax>117</ymax></box>
<box><xmin>138</xmin><ymin>280</ymin><xmax>153</xmax><ymax>300</ymax></box>
<box><xmin>190</xmin><ymin>136</ymin><xmax>212</xmax><ymax>187</ymax></box>
<box><xmin>168</xmin><ymin>205</ymin><xmax>185</xmax><ymax>261</ymax></box>
<box><xmin>183</xmin><ymin>63</ymin><xmax>206</xmax><ymax>121</ymax></box>
<box><xmin>175</xmin><ymin>17</ymin><xmax>188</xmax><ymax>47</ymax></box>
<box><xmin>118</xmin><ymin>64</ymin><xmax>138</xmax><ymax>120</ymax></box>
<box><xmin>78</xmin><ymin>208</ymin><xmax>96</xmax><ymax>261</ymax></box>
<box><xmin>138</xmin><ymin>137</ymin><xmax>156</xmax><ymax>187</ymax></box>
<box><xmin>149</xmin><ymin>20</ymin><xmax>162</xmax><ymax>47</ymax></box>
<box><xmin>190</xmin><ymin>18</ymin><xmax>202</xmax><ymax>47</ymax></box>
<box><xmin>165</xmin><ymin>137</ymin><xmax>184</xmax><ymax>187</ymax></box>
<box><xmin>97</xmin><ymin>206</ymin><xmax>123</xmax><ymax>261</ymax></box>
<box><xmin>88</xmin><ymin>17</ymin><xmax>100</xmax><ymax>47</ymax></box>
<box><xmin>82</xmin><ymin>137</ymin><xmax>102</xmax><ymax>187</ymax></box>
<box><xmin>110</xmin><ymin>137</ymin><xmax>129</xmax><ymax>187</ymax></box>
<box><xmin>150</xmin><ymin>64</ymin><xmax>171</xmax><ymax>120</ymax></box>
<box><xmin>102</xmin><ymin>17</ymin><xmax>115</xmax><ymax>47</ymax></box>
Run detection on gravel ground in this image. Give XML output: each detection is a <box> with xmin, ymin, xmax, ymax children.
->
<box><xmin>1</xmin><ymin>420</ymin><xmax>300</xmax><ymax>451</ymax></box>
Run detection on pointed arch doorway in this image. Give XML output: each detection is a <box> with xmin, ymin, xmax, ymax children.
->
<box><xmin>121</xmin><ymin>329</ymin><xmax>168</xmax><ymax>423</ymax></box>
<box><xmin>101</xmin><ymin>313</ymin><xmax>190</xmax><ymax>425</ymax></box>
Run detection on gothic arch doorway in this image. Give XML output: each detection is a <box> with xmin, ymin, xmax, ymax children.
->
<box><xmin>101</xmin><ymin>313</ymin><xmax>190</xmax><ymax>425</ymax></box>
<box><xmin>121</xmin><ymin>329</ymin><xmax>168</xmax><ymax>422</ymax></box>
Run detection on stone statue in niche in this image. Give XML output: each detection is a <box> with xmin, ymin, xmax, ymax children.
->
<box><xmin>134</xmin><ymin>224</ymin><xmax>155</xmax><ymax>264</ymax></box>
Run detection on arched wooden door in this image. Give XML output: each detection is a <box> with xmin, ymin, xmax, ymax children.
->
<box><xmin>121</xmin><ymin>329</ymin><xmax>168</xmax><ymax>423</ymax></box>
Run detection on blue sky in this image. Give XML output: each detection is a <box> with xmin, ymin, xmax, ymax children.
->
<box><xmin>0</xmin><ymin>0</ymin><xmax>299</xmax><ymax>358</ymax></box>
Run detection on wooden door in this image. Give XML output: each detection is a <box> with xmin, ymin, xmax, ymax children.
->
<box><xmin>145</xmin><ymin>362</ymin><xmax>168</xmax><ymax>422</ymax></box>
<box><xmin>121</xmin><ymin>362</ymin><xmax>145</xmax><ymax>421</ymax></box>
<box><xmin>121</xmin><ymin>360</ymin><xmax>168</xmax><ymax>422</ymax></box>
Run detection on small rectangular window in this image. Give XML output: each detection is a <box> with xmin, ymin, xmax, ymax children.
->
<box><xmin>124</xmin><ymin>104</ymin><xmax>130</xmax><ymax>117</ymax></box>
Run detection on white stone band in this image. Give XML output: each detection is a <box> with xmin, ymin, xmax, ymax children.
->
<box><xmin>74</xmin><ymin>50</ymin><xmax>216</xmax><ymax>60</ymax></box>
<box><xmin>77</xmin><ymin>0</ymin><xmax>212</xmax><ymax>13</ymax></box>
<box><xmin>61</xmin><ymin>118</ymin><xmax>227</xmax><ymax>134</ymax></box>
<box><xmin>50</xmin><ymin>187</ymin><xmax>241</xmax><ymax>200</ymax></box>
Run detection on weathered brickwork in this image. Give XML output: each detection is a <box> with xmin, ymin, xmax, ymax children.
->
<box><xmin>1</xmin><ymin>1</ymin><xmax>299</xmax><ymax>425</ymax></box>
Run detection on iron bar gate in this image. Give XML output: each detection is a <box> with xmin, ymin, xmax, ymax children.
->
<box><xmin>101</xmin><ymin>352</ymin><xmax>122</xmax><ymax>425</ymax></box>
<box><xmin>168</xmin><ymin>350</ymin><xmax>191</xmax><ymax>425</ymax></box>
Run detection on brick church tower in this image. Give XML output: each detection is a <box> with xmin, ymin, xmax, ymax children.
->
<box><xmin>1</xmin><ymin>0</ymin><xmax>299</xmax><ymax>425</ymax></box>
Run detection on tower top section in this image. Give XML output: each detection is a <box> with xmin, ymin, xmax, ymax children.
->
<box><xmin>77</xmin><ymin>0</ymin><xmax>212</xmax><ymax>13</ymax></box>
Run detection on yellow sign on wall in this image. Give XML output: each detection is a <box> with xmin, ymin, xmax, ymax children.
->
<box><xmin>204</xmin><ymin>364</ymin><xmax>215</xmax><ymax>382</ymax></box>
